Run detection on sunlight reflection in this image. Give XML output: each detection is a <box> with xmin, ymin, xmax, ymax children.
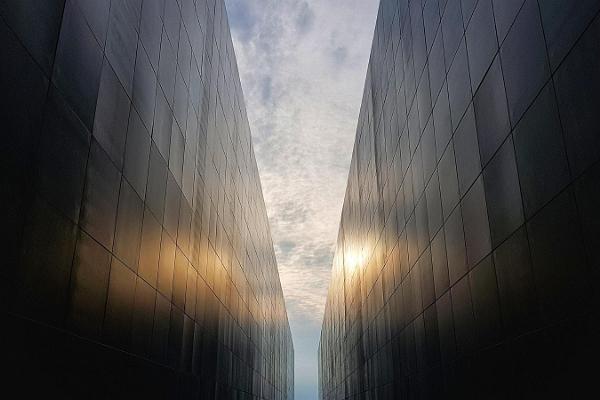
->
<box><xmin>344</xmin><ymin>248</ymin><xmax>365</xmax><ymax>275</ymax></box>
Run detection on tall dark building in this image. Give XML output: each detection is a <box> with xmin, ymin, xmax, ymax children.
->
<box><xmin>319</xmin><ymin>0</ymin><xmax>600</xmax><ymax>398</ymax></box>
<box><xmin>1</xmin><ymin>0</ymin><xmax>293</xmax><ymax>398</ymax></box>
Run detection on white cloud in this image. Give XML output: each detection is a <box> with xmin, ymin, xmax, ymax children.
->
<box><xmin>225</xmin><ymin>0</ymin><xmax>378</xmax><ymax>398</ymax></box>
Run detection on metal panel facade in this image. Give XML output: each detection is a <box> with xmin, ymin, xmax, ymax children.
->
<box><xmin>1</xmin><ymin>0</ymin><xmax>293</xmax><ymax>398</ymax></box>
<box><xmin>319</xmin><ymin>0</ymin><xmax>600</xmax><ymax>398</ymax></box>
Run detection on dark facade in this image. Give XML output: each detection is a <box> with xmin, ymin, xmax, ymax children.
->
<box><xmin>319</xmin><ymin>0</ymin><xmax>600</xmax><ymax>398</ymax></box>
<box><xmin>1</xmin><ymin>0</ymin><xmax>293</xmax><ymax>398</ymax></box>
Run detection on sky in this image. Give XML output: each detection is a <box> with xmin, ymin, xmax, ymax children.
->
<box><xmin>223</xmin><ymin>0</ymin><xmax>379</xmax><ymax>398</ymax></box>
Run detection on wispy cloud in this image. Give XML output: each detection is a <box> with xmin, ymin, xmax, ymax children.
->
<box><xmin>225</xmin><ymin>0</ymin><xmax>257</xmax><ymax>43</ymax></box>
<box><xmin>295</xmin><ymin>1</ymin><xmax>315</xmax><ymax>34</ymax></box>
<box><xmin>225</xmin><ymin>0</ymin><xmax>378</xmax><ymax>398</ymax></box>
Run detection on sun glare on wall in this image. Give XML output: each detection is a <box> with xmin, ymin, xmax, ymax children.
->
<box><xmin>344</xmin><ymin>249</ymin><xmax>365</xmax><ymax>275</ymax></box>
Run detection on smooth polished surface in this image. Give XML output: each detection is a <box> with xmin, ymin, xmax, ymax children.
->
<box><xmin>319</xmin><ymin>0</ymin><xmax>600</xmax><ymax>398</ymax></box>
<box><xmin>1</xmin><ymin>0</ymin><xmax>293</xmax><ymax>398</ymax></box>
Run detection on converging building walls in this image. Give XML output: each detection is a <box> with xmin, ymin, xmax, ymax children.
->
<box><xmin>1</xmin><ymin>0</ymin><xmax>293</xmax><ymax>398</ymax></box>
<box><xmin>319</xmin><ymin>0</ymin><xmax>600</xmax><ymax>398</ymax></box>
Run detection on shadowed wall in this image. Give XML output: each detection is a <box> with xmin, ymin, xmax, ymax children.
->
<box><xmin>0</xmin><ymin>0</ymin><xmax>293</xmax><ymax>398</ymax></box>
<box><xmin>319</xmin><ymin>0</ymin><xmax>600</xmax><ymax>398</ymax></box>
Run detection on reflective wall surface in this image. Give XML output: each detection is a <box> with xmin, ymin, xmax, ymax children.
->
<box><xmin>1</xmin><ymin>0</ymin><xmax>293</xmax><ymax>398</ymax></box>
<box><xmin>319</xmin><ymin>0</ymin><xmax>600</xmax><ymax>398</ymax></box>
